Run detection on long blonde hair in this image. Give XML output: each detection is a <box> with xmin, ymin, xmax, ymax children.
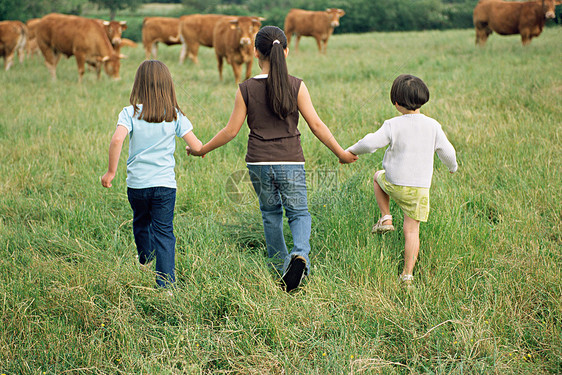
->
<box><xmin>129</xmin><ymin>60</ymin><xmax>184</xmax><ymax>123</ymax></box>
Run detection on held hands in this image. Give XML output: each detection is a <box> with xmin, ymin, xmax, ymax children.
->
<box><xmin>186</xmin><ymin>145</ymin><xmax>205</xmax><ymax>158</ymax></box>
<box><xmin>338</xmin><ymin>150</ymin><xmax>358</xmax><ymax>164</ymax></box>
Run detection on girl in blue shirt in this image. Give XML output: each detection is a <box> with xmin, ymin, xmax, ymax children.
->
<box><xmin>102</xmin><ymin>60</ymin><xmax>203</xmax><ymax>288</ymax></box>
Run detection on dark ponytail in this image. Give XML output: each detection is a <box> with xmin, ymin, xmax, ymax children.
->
<box><xmin>255</xmin><ymin>26</ymin><xmax>296</xmax><ymax>120</ymax></box>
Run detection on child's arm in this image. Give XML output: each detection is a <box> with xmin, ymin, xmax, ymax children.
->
<box><xmin>101</xmin><ymin>125</ymin><xmax>128</xmax><ymax>188</ymax></box>
<box><xmin>346</xmin><ymin>124</ymin><xmax>390</xmax><ymax>155</ymax></box>
<box><xmin>297</xmin><ymin>82</ymin><xmax>357</xmax><ymax>164</ymax></box>
<box><xmin>435</xmin><ymin>128</ymin><xmax>458</xmax><ymax>173</ymax></box>
<box><xmin>183</xmin><ymin>131</ymin><xmax>203</xmax><ymax>156</ymax></box>
<box><xmin>189</xmin><ymin>88</ymin><xmax>246</xmax><ymax>157</ymax></box>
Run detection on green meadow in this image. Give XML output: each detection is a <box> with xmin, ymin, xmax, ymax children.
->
<box><xmin>0</xmin><ymin>27</ymin><xmax>561</xmax><ymax>373</ymax></box>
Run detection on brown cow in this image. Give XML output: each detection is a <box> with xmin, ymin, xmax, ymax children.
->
<box><xmin>284</xmin><ymin>8</ymin><xmax>345</xmax><ymax>53</ymax></box>
<box><xmin>96</xmin><ymin>19</ymin><xmax>128</xmax><ymax>53</ymax></box>
<box><xmin>26</xmin><ymin>18</ymin><xmax>41</xmax><ymax>58</ymax></box>
<box><xmin>213</xmin><ymin>16</ymin><xmax>263</xmax><ymax>84</ymax></box>
<box><xmin>34</xmin><ymin>13</ymin><xmax>123</xmax><ymax>82</ymax></box>
<box><xmin>0</xmin><ymin>20</ymin><xmax>27</xmax><ymax>71</ymax></box>
<box><xmin>142</xmin><ymin>17</ymin><xmax>181</xmax><ymax>59</ymax></box>
<box><xmin>179</xmin><ymin>14</ymin><xmax>227</xmax><ymax>64</ymax></box>
<box><xmin>473</xmin><ymin>0</ymin><xmax>560</xmax><ymax>45</ymax></box>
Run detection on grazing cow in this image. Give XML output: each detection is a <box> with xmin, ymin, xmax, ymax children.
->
<box><xmin>0</xmin><ymin>20</ymin><xmax>27</xmax><ymax>71</ymax></box>
<box><xmin>96</xmin><ymin>19</ymin><xmax>127</xmax><ymax>53</ymax></box>
<box><xmin>142</xmin><ymin>17</ymin><xmax>181</xmax><ymax>59</ymax></box>
<box><xmin>26</xmin><ymin>18</ymin><xmax>41</xmax><ymax>58</ymax></box>
<box><xmin>213</xmin><ymin>16</ymin><xmax>263</xmax><ymax>84</ymax></box>
<box><xmin>473</xmin><ymin>0</ymin><xmax>560</xmax><ymax>45</ymax></box>
<box><xmin>34</xmin><ymin>13</ymin><xmax>124</xmax><ymax>82</ymax></box>
<box><xmin>284</xmin><ymin>8</ymin><xmax>345</xmax><ymax>53</ymax></box>
<box><xmin>179</xmin><ymin>14</ymin><xmax>228</xmax><ymax>64</ymax></box>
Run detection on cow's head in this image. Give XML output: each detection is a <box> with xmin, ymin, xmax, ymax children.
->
<box><xmin>229</xmin><ymin>17</ymin><xmax>265</xmax><ymax>47</ymax></box>
<box><xmin>99</xmin><ymin>53</ymin><xmax>126</xmax><ymax>80</ymax></box>
<box><xmin>103</xmin><ymin>20</ymin><xmax>128</xmax><ymax>46</ymax></box>
<box><xmin>326</xmin><ymin>8</ymin><xmax>345</xmax><ymax>28</ymax></box>
<box><xmin>541</xmin><ymin>0</ymin><xmax>559</xmax><ymax>18</ymax></box>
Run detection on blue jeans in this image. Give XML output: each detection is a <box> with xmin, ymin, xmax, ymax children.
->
<box><xmin>247</xmin><ymin>164</ymin><xmax>311</xmax><ymax>275</ymax></box>
<box><xmin>127</xmin><ymin>187</ymin><xmax>176</xmax><ymax>288</ymax></box>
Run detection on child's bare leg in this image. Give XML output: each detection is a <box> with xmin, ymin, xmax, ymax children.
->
<box><xmin>402</xmin><ymin>214</ymin><xmax>420</xmax><ymax>276</ymax></box>
<box><xmin>373</xmin><ymin>170</ymin><xmax>392</xmax><ymax>225</ymax></box>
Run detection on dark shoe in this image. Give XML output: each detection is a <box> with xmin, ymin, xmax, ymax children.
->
<box><xmin>282</xmin><ymin>255</ymin><xmax>306</xmax><ymax>292</ymax></box>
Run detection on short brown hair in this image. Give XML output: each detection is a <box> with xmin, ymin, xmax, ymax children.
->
<box><xmin>390</xmin><ymin>74</ymin><xmax>429</xmax><ymax>111</ymax></box>
<box><xmin>129</xmin><ymin>60</ymin><xmax>184</xmax><ymax>123</ymax></box>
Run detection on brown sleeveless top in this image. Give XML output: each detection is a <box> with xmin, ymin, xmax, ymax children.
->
<box><xmin>239</xmin><ymin>75</ymin><xmax>304</xmax><ymax>163</ymax></box>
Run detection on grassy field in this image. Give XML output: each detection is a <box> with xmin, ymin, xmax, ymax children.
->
<box><xmin>1</xmin><ymin>27</ymin><xmax>561</xmax><ymax>374</ymax></box>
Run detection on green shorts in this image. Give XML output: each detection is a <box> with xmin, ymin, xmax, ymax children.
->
<box><xmin>376</xmin><ymin>171</ymin><xmax>430</xmax><ymax>222</ymax></box>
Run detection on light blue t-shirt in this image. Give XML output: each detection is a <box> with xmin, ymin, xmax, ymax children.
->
<box><xmin>117</xmin><ymin>105</ymin><xmax>193</xmax><ymax>189</ymax></box>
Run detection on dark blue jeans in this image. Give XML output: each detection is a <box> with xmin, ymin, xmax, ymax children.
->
<box><xmin>127</xmin><ymin>187</ymin><xmax>176</xmax><ymax>288</ymax></box>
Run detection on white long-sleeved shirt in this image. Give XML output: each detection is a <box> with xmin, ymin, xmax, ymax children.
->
<box><xmin>346</xmin><ymin>114</ymin><xmax>457</xmax><ymax>188</ymax></box>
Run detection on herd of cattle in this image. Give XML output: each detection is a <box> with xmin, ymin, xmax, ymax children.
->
<box><xmin>0</xmin><ymin>0</ymin><xmax>559</xmax><ymax>83</ymax></box>
<box><xmin>0</xmin><ymin>8</ymin><xmax>345</xmax><ymax>83</ymax></box>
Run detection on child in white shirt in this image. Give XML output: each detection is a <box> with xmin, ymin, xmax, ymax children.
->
<box><xmin>347</xmin><ymin>74</ymin><xmax>458</xmax><ymax>285</ymax></box>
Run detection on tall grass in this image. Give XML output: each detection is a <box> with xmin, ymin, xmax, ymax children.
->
<box><xmin>1</xmin><ymin>27</ymin><xmax>561</xmax><ymax>373</ymax></box>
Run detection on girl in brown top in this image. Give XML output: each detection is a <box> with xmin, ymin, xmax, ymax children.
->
<box><xmin>188</xmin><ymin>26</ymin><xmax>356</xmax><ymax>292</ymax></box>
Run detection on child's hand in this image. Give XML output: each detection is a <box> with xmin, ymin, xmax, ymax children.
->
<box><xmin>339</xmin><ymin>151</ymin><xmax>358</xmax><ymax>164</ymax></box>
<box><xmin>101</xmin><ymin>172</ymin><xmax>114</xmax><ymax>188</ymax></box>
<box><xmin>186</xmin><ymin>145</ymin><xmax>205</xmax><ymax>158</ymax></box>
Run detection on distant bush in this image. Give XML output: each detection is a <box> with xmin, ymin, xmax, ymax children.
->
<box><xmin>121</xmin><ymin>16</ymin><xmax>145</xmax><ymax>42</ymax></box>
<box><xmin>0</xmin><ymin>0</ymin><xmax>87</xmax><ymax>21</ymax></box>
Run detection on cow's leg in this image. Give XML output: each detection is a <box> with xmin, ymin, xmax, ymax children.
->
<box><xmin>475</xmin><ymin>23</ymin><xmax>491</xmax><ymax>46</ymax></box>
<box><xmin>286</xmin><ymin>31</ymin><xmax>292</xmax><ymax>48</ymax></box>
<box><xmin>75</xmin><ymin>53</ymin><xmax>86</xmax><ymax>83</ymax></box>
<box><xmin>144</xmin><ymin>43</ymin><xmax>152</xmax><ymax>59</ymax></box>
<box><xmin>475</xmin><ymin>29</ymin><xmax>482</xmax><ymax>45</ymax></box>
<box><xmin>314</xmin><ymin>37</ymin><xmax>323</xmax><ymax>53</ymax></box>
<box><xmin>295</xmin><ymin>35</ymin><xmax>301</xmax><ymax>51</ymax></box>
<box><xmin>41</xmin><ymin>48</ymin><xmax>59</xmax><ymax>80</ymax></box>
<box><xmin>179</xmin><ymin>42</ymin><xmax>187</xmax><ymax>64</ymax></box>
<box><xmin>94</xmin><ymin>62</ymin><xmax>102</xmax><ymax>80</ymax></box>
<box><xmin>188</xmin><ymin>42</ymin><xmax>200</xmax><ymax>64</ymax></box>
<box><xmin>245</xmin><ymin>59</ymin><xmax>252</xmax><ymax>81</ymax></box>
<box><xmin>322</xmin><ymin>38</ymin><xmax>329</xmax><ymax>53</ymax></box>
<box><xmin>520</xmin><ymin>29</ymin><xmax>532</xmax><ymax>45</ymax></box>
<box><xmin>151</xmin><ymin>42</ymin><xmax>158</xmax><ymax>59</ymax></box>
<box><xmin>4</xmin><ymin>53</ymin><xmax>14</xmax><ymax>71</ymax></box>
<box><xmin>216</xmin><ymin>55</ymin><xmax>224</xmax><ymax>81</ymax></box>
<box><xmin>17</xmin><ymin>47</ymin><xmax>25</xmax><ymax>64</ymax></box>
<box><xmin>232</xmin><ymin>63</ymin><xmax>242</xmax><ymax>84</ymax></box>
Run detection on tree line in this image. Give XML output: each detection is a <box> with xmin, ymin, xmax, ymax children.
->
<box><xmin>0</xmin><ymin>0</ymin><xmax>142</xmax><ymax>21</ymax></box>
<box><xmin>1</xmin><ymin>0</ymin><xmax>560</xmax><ymax>32</ymax></box>
<box><xmin>191</xmin><ymin>0</ymin><xmax>478</xmax><ymax>31</ymax></box>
